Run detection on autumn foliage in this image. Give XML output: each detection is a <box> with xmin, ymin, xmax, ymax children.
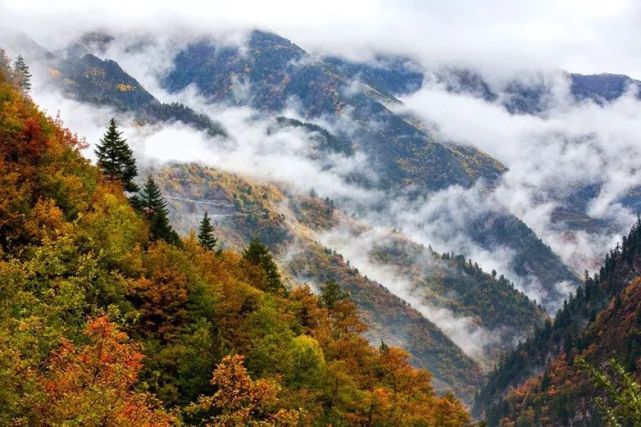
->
<box><xmin>0</xmin><ymin>56</ymin><xmax>470</xmax><ymax>425</ymax></box>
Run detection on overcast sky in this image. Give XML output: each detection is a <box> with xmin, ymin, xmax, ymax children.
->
<box><xmin>2</xmin><ymin>0</ymin><xmax>641</xmax><ymax>77</ymax></box>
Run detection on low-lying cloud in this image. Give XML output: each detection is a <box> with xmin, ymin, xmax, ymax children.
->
<box><xmin>398</xmin><ymin>77</ymin><xmax>640</xmax><ymax>274</ymax></box>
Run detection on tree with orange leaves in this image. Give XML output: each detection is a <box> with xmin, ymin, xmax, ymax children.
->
<box><xmin>187</xmin><ymin>354</ymin><xmax>302</xmax><ymax>426</ymax></box>
<box><xmin>30</xmin><ymin>316</ymin><xmax>174</xmax><ymax>426</ymax></box>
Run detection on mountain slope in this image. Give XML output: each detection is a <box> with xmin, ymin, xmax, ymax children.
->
<box><xmin>0</xmin><ymin>54</ymin><xmax>471</xmax><ymax>426</ymax></box>
<box><xmin>159</xmin><ymin>30</ymin><xmax>580</xmax><ymax>306</ymax></box>
<box><xmin>151</xmin><ymin>162</ymin><xmax>550</xmax><ymax>400</ymax></box>
<box><xmin>152</xmin><ymin>163</ymin><xmax>486</xmax><ymax>401</ymax></box>
<box><xmin>51</xmin><ymin>52</ymin><xmax>226</xmax><ymax>136</ymax></box>
<box><xmin>162</xmin><ymin>30</ymin><xmax>506</xmax><ymax>191</ymax></box>
<box><xmin>475</xmin><ymin>220</ymin><xmax>641</xmax><ymax>425</ymax></box>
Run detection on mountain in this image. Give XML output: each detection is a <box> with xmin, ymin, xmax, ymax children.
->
<box><xmin>51</xmin><ymin>52</ymin><xmax>227</xmax><ymax>137</ymax></box>
<box><xmin>162</xmin><ymin>30</ymin><xmax>505</xmax><ymax>191</ymax></box>
<box><xmin>0</xmin><ymin>30</ymin><xmax>227</xmax><ymax>137</ymax></box>
<box><xmin>475</xmin><ymin>220</ymin><xmax>641</xmax><ymax>425</ymax></box>
<box><xmin>433</xmin><ymin>67</ymin><xmax>641</xmax><ymax>115</ymax></box>
<box><xmin>150</xmin><ymin>162</ymin><xmax>549</xmax><ymax>399</ymax></box>
<box><xmin>158</xmin><ymin>30</ymin><xmax>581</xmax><ymax>306</ymax></box>
<box><xmin>5</xmin><ymin>28</ymin><xmax>582</xmax><ymax>306</ymax></box>
<box><xmin>0</xmin><ymin>55</ymin><xmax>472</xmax><ymax>426</ymax></box>
<box><xmin>152</xmin><ymin>163</ymin><xmax>485</xmax><ymax>401</ymax></box>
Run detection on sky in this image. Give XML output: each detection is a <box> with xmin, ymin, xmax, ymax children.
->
<box><xmin>2</xmin><ymin>0</ymin><xmax>641</xmax><ymax>77</ymax></box>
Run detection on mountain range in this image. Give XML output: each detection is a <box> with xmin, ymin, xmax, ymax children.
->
<box><xmin>3</xmin><ymin>26</ymin><xmax>641</xmax><ymax>421</ymax></box>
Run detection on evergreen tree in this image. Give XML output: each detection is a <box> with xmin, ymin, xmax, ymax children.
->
<box><xmin>0</xmin><ymin>49</ymin><xmax>10</xmax><ymax>79</ymax></box>
<box><xmin>243</xmin><ymin>237</ymin><xmax>283</xmax><ymax>293</ymax></box>
<box><xmin>138</xmin><ymin>176</ymin><xmax>179</xmax><ymax>245</ymax></box>
<box><xmin>320</xmin><ymin>279</ymin><xmax>348</xmax><ymax>310</ymax></box>
<box><xmin>12</xmin><ymin>55</ymin><xmax>31</xmax><ymax>92</ymax></box>
<box><xmin>198</xmin><ymin>211</ymin><xmax>217</xmax><ymax>251</ymax></box>
<box><xmin>95</xmin><ymin>118</ymin><xmax>139</xmax><ymax>192</ymax></box>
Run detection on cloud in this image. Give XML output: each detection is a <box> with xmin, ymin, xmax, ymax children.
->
<box><xmin>3</xmin><ymin>0</ymin><xmax>641</xmax><ymax>77</ymax></box>
<box><xmin>397</xmin><ymin>76</ymin><xmax>641</xmax><ymax>275</ymax></box>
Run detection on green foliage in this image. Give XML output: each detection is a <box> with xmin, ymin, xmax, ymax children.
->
<box><xmin>581</xmin><ymin>358</ymin><xmax>641</xmax><ymax>427</ymax></box>
<box><xmin>12</xmin><ymin>55</ymin><xmax>31</xmax><ymax>92</ymax></box>
<box><xmin>320</xmin><ymin>279</ymin><xmax>348</xmax><ymax>310</ymax></box>
<box><xmin>197</xmin><ymin>211</ymin><xmax>217</xmax><ymax>251</ymax></box>
<box><xmin>95</xmin><ymin>118</ymin><xmax>139</xmax><ymax>192</ymax></box>
<box><xmin>243</xmin><ymin>237</ymin><xmax>284</xmax><ymax>293</ymax></box>
<box><xmin>137</xmin><ymin>176</ymin><xmax>180</xmax><ymax>245</ymax></box>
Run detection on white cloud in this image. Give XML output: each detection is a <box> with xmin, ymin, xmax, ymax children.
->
<box><xmin>3</xmin><ymin>0</ymin><xmax>641</xmax><ymax>77</ymax></box>
<box><xmin>398</xmin><ymin>77</ymin><xmax>641</xmax><ymax>275</ymax></box>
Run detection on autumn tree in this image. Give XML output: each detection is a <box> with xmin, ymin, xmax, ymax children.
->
<box><xmin>187</xmin><ymin>354</ymin><xmax>301</xmax><ymax>426</ymax></box>
<box><xmin>12</xmin><ymin>55</ymin><xmax>31</xmax><ymax>92</ymax></box>
<box><xmin>95</xmin><ymin>118</ymin><xmax>139</xmax><ymax>192</ymax></box>
<box><xmin>198</xmin><ymin>211</ymin><xmax>218</xmax><ymax>251</ymax></box>
<box><xmin>243</xmin><ymin>237</ymin><xmax>284</xmax><ymax>293</ymax></box>
<box><xmin>137</xmin><ymin>176</ymin><xmax>180</xmax><ymax>245</ymax></box>
<box><xmin>31</xmin><ymin>316</ymin><xmax>173</xmax><ymax>426</ymax></box>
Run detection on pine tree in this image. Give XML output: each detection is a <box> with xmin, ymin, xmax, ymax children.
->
<box><xmin>138</xmin><ymin>176</ymin><xmax>179</xmax><ymax>245</ymax></box>
<box><xmin>0</xmin><ymin>49</ymin><xmax>10</xmax><ymax>80</ymax></box>
<box><xmin>243</xmin><ymin>237</ymin><xmax>284</xmax><ymax>293</ymax></box>
<box><xmin>320</xmin><ymin>279</ymin><xmax>348</xmax><ymax>310</ymax></box>
<box><xmin>95</xmin><ymin>118</ymin><xmax>139</xmax><ymax>192</ymax></box>
<box><xmin>12</xmin><ymin>55</ymin><xmax>31</xmax><ymax>92</ymax></box>
<box><xmin>198</xmin><ymin>211</ymin><xmax>217</xmax><ymax>251</ymax></box>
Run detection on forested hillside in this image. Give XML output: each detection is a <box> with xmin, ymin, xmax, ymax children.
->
<box><xmin>151</xmin><ymin>162</ymin><xmax>547</xmax><ymax>395</ymax></box>
<box><xmin>152</xmin><ymin>163</ymin><xmax>487</xmax><ymax>402</ymax></box>
<box><xmin>475</xmin><ymin>219</ymin><xmax>641</xmax><ymax>425</ymax></box>
<box><xmin>0</xmin><ymin>50</ymin><xmax>471</xmax><ymax>425</ymax></box>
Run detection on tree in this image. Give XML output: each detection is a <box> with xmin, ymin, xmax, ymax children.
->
<box><xmin>95</xmin><ymin>118</ymin><xmax>139</xmax><ymax>192</ymax></box>
<box><xmin>137</xmin><ymin>176</ymin><xmax>180</xmax><ymax>245</ymax></box>
<box><xmin>0</xmin><ymin>49</ymin><xmax>10</xmax><ymax>80</ymax></box>
<box><xmin>187</xmin><ymin>354</ymin><xmax>301</xmax><ymax>426</ymax></box>
<box><xmin>320</xmin><ymin>279</ymin><xmax>348</xmax><ymax>310</ymax></box>
<box><xmin>31</xmin><ymin>316</ymin><xmax>173</xmax><ymax>426</ymax></box>
<box><xmin>198</xmin><ymin>211</ymin><xmax>217</xmax><ymax>251</ymax></box>
<box><xmin>581</xmin><ymin>358</ymin><xmax>641</xmax><ymax>427</ymax></box>
<box><xmin>243</xmin><ymin>237</ymin><xmax>284</xmax><ymax>293</ymax></box>
<box><xmin>12</xmin><ymin>55</ymin><xmax>31</xmax><ymax>92</ymax></box>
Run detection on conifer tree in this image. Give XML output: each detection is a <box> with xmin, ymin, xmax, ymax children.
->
<box><xmin>95</xmin><ymin>118</ymin><xmax>139</xmax><ymax>192</ymax></box>
<box><xmin>198</xmin><ymin>211</ymin><xmax>217</xmax><ymax>251</ymax></box>
<box><xmin>12</xmin><ymin>55</ymin><xmax>31</xmax><ymax>92</ymax></box>
<box><xmin>320</xmin><ymin>279</ymin><xmax>348</xmax><ymax>310</ymax></box>
<box><xmin>138</xmin><ymin>176</ymin><xmax>180</xmax><ymax>245</ymax></box>
<box><xmin>0</xmin><ymin>49</ymin><xmax>10</xmax><ymax>79</ymax></box>
<box><xmin>243</xmin><ymin>237</ymin><xmax>284</xmax><ymax>293</ymax></box>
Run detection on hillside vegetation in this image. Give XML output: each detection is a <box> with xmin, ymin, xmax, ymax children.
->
<box><xmin>475</xmin><ymin>219</ymin><xmax>641</xmax><ymax>426</ymax></box>
<box><xmin>0</xmin><ymin>52</ymin><xmax>471</xmax><ymax>425</ymax></box>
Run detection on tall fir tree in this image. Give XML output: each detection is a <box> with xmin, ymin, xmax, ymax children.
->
<box><xmin>138</xmin><ymin>176</ymin><xmax>180</xmax><ymax>245</ymax></box>
<box><xmin>95</xmin><ymin>118</ymin><xmax>139</xmax><ymax>192</ymax></box>
<box><xmin>320</xmin><ymin>279</ymin><xmax>348</xmax><ymax>310</ymax></box>
<box><xmin>198</xmin><ymin>211</ymin><xmax>217</xmax><ymax>251</ymax></box>
<box><xmin>12</xmin><ymin>55</ymin><xmax>31</xmax><ymax>92</ymax></box>
<box><xmin>0</xmin><ymin>49</ymin><xmax>11</xmax><ymax>80</ymax></box>
<box><xmin>243</xmin><ymin>237</ymin><xmax>284</xmax><ymax>293</ymax></box>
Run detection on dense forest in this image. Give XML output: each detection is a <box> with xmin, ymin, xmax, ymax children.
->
<box><xmin>475</xmin><ymin>217</ymin><xmax>641</xmax><ymax>425</ymax></box>
<box><xmin>0</xmin><ymin>50</ymin><xmax>473</xmax><ymax>425</ymax></box>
